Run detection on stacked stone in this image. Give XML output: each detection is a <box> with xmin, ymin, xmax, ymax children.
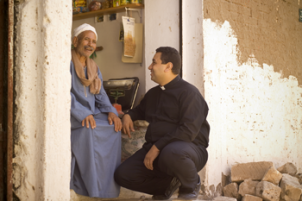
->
<box><xmin>222</xmin><ymin>162</ymin><xmax>302</xmax><ymax>201</ymax></box>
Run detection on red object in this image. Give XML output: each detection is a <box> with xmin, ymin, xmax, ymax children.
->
<box><xmin>112</xmin><ymin>103</ymin><xmax>124</xmax><ymax>115</ymax></box>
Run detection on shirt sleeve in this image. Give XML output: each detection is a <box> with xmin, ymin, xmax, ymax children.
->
<box><xmin>70</xmin><ymin>91</ymin><xmax>93</xmax><ymax>122</ymax></box>
<box><xmin>95</xmin><ymin>69</ymin><xmax>118</xmax><ymax>115</ymax></box>
<box><xmin>127</xmin><ymin>93</ymin><xmax>146</xmax><ymax>121</ymax></box>
<box><xmin>154</xmin><ymin>90</ymin><xmax>208</xmax><ymax>150</ymax></box>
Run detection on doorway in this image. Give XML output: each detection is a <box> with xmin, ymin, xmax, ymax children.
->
<box><xmin>0</xmin><ymin>0</ymin><xmax>8</xmax><ymax>200</ymax></box>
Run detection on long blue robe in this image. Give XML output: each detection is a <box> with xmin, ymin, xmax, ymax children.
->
<box><xmin>70</xmin><ymin>61</ymin><xmax>121</xmax><ymax>198</ymax></box>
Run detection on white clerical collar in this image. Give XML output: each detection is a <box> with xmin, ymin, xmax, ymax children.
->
<box><xmin>160</xmin><ymin>86</ymin><xmax>165</xmax><ymax>90</ymax></box>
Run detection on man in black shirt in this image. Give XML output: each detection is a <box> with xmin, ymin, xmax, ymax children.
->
<box><xmin>114</xmin><ymin>47</ymin><xmax>210</xmax><ymax>200</ymax></box>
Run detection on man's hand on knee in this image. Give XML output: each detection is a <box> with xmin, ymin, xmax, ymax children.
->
<box><xmin>122</xmin><ymin>114</ymin><xmax>134</xmax><ymax>138</ymax></box>
<box><xmin>144</xmin><ymin>145</ymin><xmax>160</xmax><ymax>170</ymax></box>
<box><xmin>82</xmin><ymin>115</ymin><xmax>96</xmax><ymax>129</ymax></box>
<box><xmin>108</xmin><ymin>112</ymin><xmax>122</xmax><ymax>132</ymax></box>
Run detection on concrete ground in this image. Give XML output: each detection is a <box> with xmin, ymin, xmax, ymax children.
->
<box><xmin>71</xmin><ymin>189</ymin><xmax>210</xmax><ymax>201</ymax></box>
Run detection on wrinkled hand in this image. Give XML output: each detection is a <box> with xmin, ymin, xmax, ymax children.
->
<box><xmin>108</xmin><ymin>112</ymin><xmax>122</xmax><ymax>132</ymax></box>
<box><xmin>122</xmin><ymin>114</ymin><xmax>134</xmax><ymax>138</ymax></box>
<box><xmin>82</xmin><ymin>114</ymin><xmax>96</xmax><ymax>129</ymax></box>
<box><xmin>144</xmin><ymin>145</ymin><xmax>160</xmax><ymax>170</ymax></box>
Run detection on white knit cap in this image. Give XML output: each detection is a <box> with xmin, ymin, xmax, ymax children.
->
<box><xmin>73</xmin><ymin>23</ymin><xmax>98</xmax><ymax>40</ymax></box>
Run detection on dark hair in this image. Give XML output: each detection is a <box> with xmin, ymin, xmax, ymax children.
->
<box><xmin>156</xmin><ymin>46</ymin><xmax>181</xmax><ymax>75</ymax></box>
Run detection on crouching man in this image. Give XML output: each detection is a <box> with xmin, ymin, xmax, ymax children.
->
<box><xmin>114</xmin><ymin>46</ymin><xmax>210</xmax><ymax>200</ymax></box>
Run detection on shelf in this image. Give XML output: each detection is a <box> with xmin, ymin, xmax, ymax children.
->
<box><xmin>73</xmin><ymin>4</ymin><xmax>144</xmax><ymax>21</ymax></box>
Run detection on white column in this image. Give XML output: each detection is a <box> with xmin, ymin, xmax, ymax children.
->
<box><xmin>182</xmin><ymin>0</ymin><xmax>223</xmax><ymax>194</ymax></box>
<box><xmin>182</xmin><ymin>0</ymin><xmax>204</xmax><ymax>95</ymax></box>
<box><xmin>14</xmin><ymin>0</ymin><xmax>72</xmax><ymax>200</ymax></box>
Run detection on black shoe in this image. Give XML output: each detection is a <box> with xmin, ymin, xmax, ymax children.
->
<box><xmin>152</xmin><ymin>177</ymin><xmax>181</xmax><ymax>200</ymax></box>
<box><xmin>177</xmin><ymin>177</ymin><xmax>201</xmax><ymax>200</ymax></box>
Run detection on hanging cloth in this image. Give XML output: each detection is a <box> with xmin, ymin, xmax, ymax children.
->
<box><xmin>71</xmin><ymin>49</ymin><xmax>101</xmax><ymax>95</ymax></box>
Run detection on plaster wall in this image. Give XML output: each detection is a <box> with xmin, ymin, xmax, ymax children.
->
<box><xmin>144</xmin><ymin>0</ymin><xmax>180</xmax><ymax>91</ymax></box>
<box><xmin>13</xmin><ymin>0</ymin><xmax>72</xmax><ymax>200</ymax></box>
<box><xmin>203</xmin><ymin>0</ymin><xmax>302</xmax><ymax>194</ymax></box>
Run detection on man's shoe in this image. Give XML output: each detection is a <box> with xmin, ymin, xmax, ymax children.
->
<box><xmin>152</xmin><ymin>177</ymin><xmax>181</xmax><ymax>200</ymax></box>
<box><xmin>177</xmin><ymin>177</ymin><xmax>201</xmax><ymax>200</ymax></box>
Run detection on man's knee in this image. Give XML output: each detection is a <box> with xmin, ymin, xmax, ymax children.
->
<box><xmin>158</xmin><ymin>145</ymin><xmax>185</xmax><ymax>168</ymax></box>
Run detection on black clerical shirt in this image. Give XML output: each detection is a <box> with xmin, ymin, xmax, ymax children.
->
<box><xmin>127</xmin><ymin>75</ymin><xmax>210</xmax><ymax>150</ymax></box>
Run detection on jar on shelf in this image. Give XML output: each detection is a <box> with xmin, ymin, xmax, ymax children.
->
<box><xmin>99</xmin><ymin>0</ymin><xmax>109</xmax><ymax>9</ymax></box>
<box><xmin>73</xmin><ymin>0</ymin><xmax>88</xmax><ymax>14</ymax></box>
<box><xmin>120</xmin><ymin>0</ymin><xmax>130</xmax><ymax>6</ymax></box>
<box><xmin>108</xmin><ymin>0</ymin><xmax>113</xmax><ymax>7</ymax></box>
<box><xmin>74</xmin><ymin>0</ymin><xmax>87</xmax><ymax>7</ymax></box>
<box><xmin>113</xmin><ymin>0</ymin><xmax>120</xmax><ymax>7</ymax></box>
<box><xmin>88</xmin><ymin>1</ymin><xmax>102</xmax><ymax>11</ymax></box>
<box><xmin>131</xmin><ymin>0</ymin><xmax>143</xmax><ymax>4</ymax></box>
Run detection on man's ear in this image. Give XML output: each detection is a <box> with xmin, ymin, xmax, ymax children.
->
<box><xmin>72</xmin><ymin>36</ymin><xmax>78</xmax><ymax>48</ymax></box>
<box><xmin>164</xmin><ymin>62</ymin><xmax>173</xmax><ymax>72</ymax></box>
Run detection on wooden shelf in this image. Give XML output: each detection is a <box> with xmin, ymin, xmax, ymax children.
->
<box><xmin>73</xmin><ymin>4</ymin><xmax>144</xmax><ymax>21</ymax></box>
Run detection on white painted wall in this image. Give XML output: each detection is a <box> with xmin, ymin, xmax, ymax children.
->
<box><xmin>144</xmin><ymin>0</ymin><xmax>180</xmax><ymax>91</ymax></box>
<box><xmin>203</xmin><ymin>19</ymin><xmax>302</xmax><ymax>192</ymax></box>
<box><xmin>73</xmin><ymin>11</ymin><xmax>146</xmax><ymax>106</ymax></box>
<box><xmin>182</xmin><ymin>0</ymin><xmax>204</xmax><ymax>95</ymax></box>
<box><xmin>14</xmin><ymin>0</ymin><xmax>72</xmax><ymax>200</ymax></box>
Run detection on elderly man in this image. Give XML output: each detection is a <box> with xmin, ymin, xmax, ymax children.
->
<box><xmin>114</xmin><ymin>47</ymin><xmax>210</xmax><ymax>200</ymax></box>
<box><xmin>70</xmin><ymin>23</ymin><xmax>122</xmax><ymax>198</ymax></box>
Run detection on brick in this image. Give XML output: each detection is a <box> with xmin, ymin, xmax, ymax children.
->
<box><xmin>258</xmin><ymin>3</ymin><xmax>270</xmax><ymax>13</ymax></box>
<box><xmin>213</xmin><ymin>196</ymin><xmax>238</xmax><ymax>201</ymax></box>
<box><xmin>229</xmin><ymin>3</ymin><xmax>240</xmax><ymax>13</ymax></box>
<box><xmin>296</xmin><ymin>173</ymin><xmax>302</xmax><ymax>185</ymax></box>
<box><xmin>220</xmin><ymin>0</ymin><xmax>230</xmax><ymax>11</ymax></box>
<box><xmin>255</xmin><ymin>181</ymin><xmax>281</xmax><ymax>201</ymax></box>
<box><xmin>280</xmin><ymin>174</ymin><xmax>302</xmax><ymax>201</ymax></box>
<box><xmin>244</xmin><ymin>16</ymin><xmax>258</xmax><ymax>25</ymax></box>
<box><xmin>223</xmin><ymin>183</ymin><xmax>241</xmax><ymax>200</ymax></box>
<box><xmin>239</xmin><ymin>179</ymin><xmax>259</xmax><ymax>197</ymax></box>
<box><xmin>242</xmin><ymin>194</ymin><xmax>263</xmax><ymax>201</ymax></box>
<box><xmin>240</xmin><ymin>6</ymin><xmax>251</xmax><ymax>16</ymax></box>
<box><xmin>231</xmin><ymin>161</ymin><xmax>274</xmax><ymax>182</ymax></box>
<box><xmin>231</xmin><ymin>0</ymin><xmax>243</xmax><ymax>5</ymax></box>
<box><xmin>230</xmin><ymin>12</ymin><xmax>239</xmax><ymax>21</ymax></box>
<box><xmin>262</xmin><ymin>166</ymin><xmax>283</xmax><ymax>185</ymax></box>
<box><xmin>277</xmin><ymin>162</ymin><xmax>297</xmax><ymax>176</ymax></box>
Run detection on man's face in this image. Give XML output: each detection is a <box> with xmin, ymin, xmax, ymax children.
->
<box><xmin>73</xmin><ymin>31</ymin><xmax>97</xmax><ymax>58</ymax></box>
<box><xmin>148</xmin><ymin>52</ymin><xmax>167</xmax><ymax>84</ymax></box>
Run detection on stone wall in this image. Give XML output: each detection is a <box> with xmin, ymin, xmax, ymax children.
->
<box><xmin>13</xmin><ymin>0</ymin><xmax>72</xmax><ymax>200</ymax></box>
<box><xmin>203</xmin><ymin>0</ymin><xmax>302</xmax><ymax>195</ymax></box>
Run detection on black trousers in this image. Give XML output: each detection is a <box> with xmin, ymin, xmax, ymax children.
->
<box><xmin>114</xmin><ymin>141</ymin><xmax>208</xmax><ymax>195</ymax></box>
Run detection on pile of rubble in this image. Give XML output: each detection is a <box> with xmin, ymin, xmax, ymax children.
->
<box><xmin>222</xmin><ymin>162</ymin><xmax>302</xmax><ymax>201</ymax></box>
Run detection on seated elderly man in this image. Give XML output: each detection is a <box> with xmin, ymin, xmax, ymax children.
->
<box><xmin>70</xmin><ymin>23</ymin><xmax>122</xmax><ymax>198</ymax></box>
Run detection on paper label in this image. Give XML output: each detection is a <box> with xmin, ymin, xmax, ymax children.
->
<box><xmin>122</xmin><ymin>16</ymin><xmax>136</xmax><ymax>57</ymax></box>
